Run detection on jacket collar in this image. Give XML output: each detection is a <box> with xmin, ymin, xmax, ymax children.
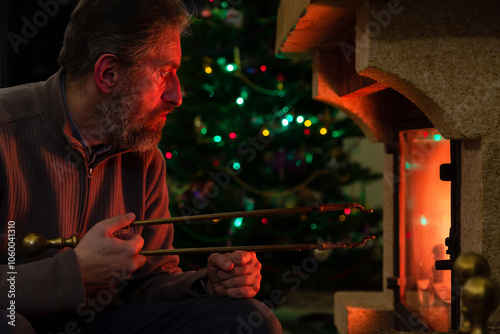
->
<box><xmin>34</xmin><ymin>69</ymin><xmax>80</xmax><ymax>149</ymax></box>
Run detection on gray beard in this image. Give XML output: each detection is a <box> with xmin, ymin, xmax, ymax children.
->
<box><xmin>91</xmin><ymin>85</ymin><xmax>167</xmax><ymax>152</ymax></box>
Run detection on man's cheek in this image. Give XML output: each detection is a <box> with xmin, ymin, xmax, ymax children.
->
<box><xmin>132</xmin><ymin>77</ymin><xmax>155</xmax><ymax>95</ymax></box>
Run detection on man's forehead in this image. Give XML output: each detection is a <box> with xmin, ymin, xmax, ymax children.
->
<box><xmin>152</xmin><ymin>29</ymin><xmax>182</xmax><ymax>68</ymax></box>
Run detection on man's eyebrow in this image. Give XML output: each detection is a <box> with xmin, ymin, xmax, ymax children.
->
<box><xmin>160</xmin><ymin>61</ymin><xmax>180</xmax><ymax>69</ymax></box>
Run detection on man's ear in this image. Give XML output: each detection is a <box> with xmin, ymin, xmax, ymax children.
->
<box><xmin>94</xmin><ymin>54</ymin><xmax>120</xmax><ymax>95</ymax></box>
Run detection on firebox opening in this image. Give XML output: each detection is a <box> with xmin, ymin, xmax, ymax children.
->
<box><xmin>398</xmin><ymin>128</ymin><xmax>452</xmax><ymax>331</ymax></box>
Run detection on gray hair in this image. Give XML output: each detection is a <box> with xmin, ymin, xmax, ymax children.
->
<box><xmin>59</xmin><ymin>0</ymin><xmax>190</xmax><ymax>83</ymax></box>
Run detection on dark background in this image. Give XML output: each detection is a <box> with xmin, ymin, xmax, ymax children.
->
<box><xmin>1</xmin><ymin>0</ymin><xmax>79</xmax><ymax>87</ymax></box>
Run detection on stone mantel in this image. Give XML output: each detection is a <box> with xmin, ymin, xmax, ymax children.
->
<box><xmin>276</xmin><ymin>0</ymin><xmax>500</xmax><ymax>142</ymax></box>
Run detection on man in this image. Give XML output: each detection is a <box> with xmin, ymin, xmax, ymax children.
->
<box><xmin>0</xmin><ymin>0</ymin><xmax>282</xmax><ymax>333</ymax></box>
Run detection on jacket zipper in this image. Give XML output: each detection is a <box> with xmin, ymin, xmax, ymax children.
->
<box><xmin>79</xmin><ymin>149</ymin><xmax>129</xmax><ymax>231</ymax></box>
<box><xmin>78</xmin><ymin>154</ymin><xmax>92</xmax><ymax>234</ymax></box>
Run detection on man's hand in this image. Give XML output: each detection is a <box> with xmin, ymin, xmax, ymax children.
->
<box><xmin>206</xmin><ymin>251</ymin><xmax>261</xmax><ymax>298</ymax></box>
<box><xmin>74</xmin><ymin>213</ymin><xmax>146</xmax><ymax>285</ymax></box>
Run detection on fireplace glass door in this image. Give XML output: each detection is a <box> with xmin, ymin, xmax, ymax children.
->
<box><xmin>399</xmin><ymin>128</ymin><xmax>451</xmax><ymax>331</ymax></box>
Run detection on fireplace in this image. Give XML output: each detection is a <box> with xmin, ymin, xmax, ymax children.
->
<box><xmin>275</xmin><ymin>0</ymin><xmax>500</xmax><ymax>332</ymax></box>
<box><xmin>380</xmin><ymin>102</ymin><xmax>460</xmax><ymax>331</ymax></box>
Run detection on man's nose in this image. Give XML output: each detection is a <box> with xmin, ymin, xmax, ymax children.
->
<box><xmin>161</xmin><ymin>75</ymin><xmax>182</xmax><ymax>107</ymax></box>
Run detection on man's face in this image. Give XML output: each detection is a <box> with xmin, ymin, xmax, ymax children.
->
<box><xmin>93</xmin><ymin>29</ymin><xmax>182</xmax><ymax>152</ymax></box>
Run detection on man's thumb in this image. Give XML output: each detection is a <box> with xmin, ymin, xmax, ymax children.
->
<box><xmin>102</xmin><ymin>213</ymin><xmax>136</xmax><ymax>232</ymax></box>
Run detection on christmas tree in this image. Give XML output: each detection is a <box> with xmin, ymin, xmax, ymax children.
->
<box><xmin>160</xmin><ymin>0</ymin><xmax>383</xmax><ymax>292</ymax></box>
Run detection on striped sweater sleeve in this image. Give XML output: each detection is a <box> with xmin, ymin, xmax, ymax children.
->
<box><xmin>0</xmin><ymin>250</ymin><xmax>85</xmax><ymax>316</ymax></box>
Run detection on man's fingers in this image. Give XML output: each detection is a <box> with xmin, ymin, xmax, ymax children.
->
<box><xmin>208</xmin><ymin>253</ymin><xmax>235</xmax><ymax>271</ymax></box>
<box><xmin>224</xmin><ymin>278</ymin><xmax>261</xmax><ymax>299</ymax></box>
<box><xmin>221</xmin><ymin>273</ymin><xmax>260</xmax><ymax>288</ymax></box>
<box><xmin>208</xmin><ymin>251</ymin><xmax>256</xmax><ymax>271</ymax></box>
<box><xmin>206</xmin><ymin>251</ymin><xmax>262</xmax><ymax>298</ymax></box>
<box><xmin>75</xmin><ymin>214</ymin><xmax>147</xmax><ymax>285</ymax></box>
<box><xmin>99</xmin><ymin>212</ymin><xmax>136</xmax><ymax>234</ymax></box>
<box><xmin>217</xmin><ymin>264</ymin><xmax>254</xmax><ymax>280</ymax></box>
<box><xmin>116</xmin><ymin>233</ymin><xmax>145</xmax><ymax>255</ymax></box>
<box><xmin>227</xmin><ymin>251</ymin><xmax>255</xmax><ymax>266</ymax></box>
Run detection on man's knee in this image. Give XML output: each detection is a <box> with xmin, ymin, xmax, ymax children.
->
<box><xmin>0</xmin><ymin>310</ymin><xmax>36</xmax><ymax>334</ymax></box>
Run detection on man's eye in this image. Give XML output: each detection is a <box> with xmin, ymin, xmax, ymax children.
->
<box><xmin>161</xmin><ymin>71</ymin><xmax>171</xmax><ymax>79</ymax></box>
